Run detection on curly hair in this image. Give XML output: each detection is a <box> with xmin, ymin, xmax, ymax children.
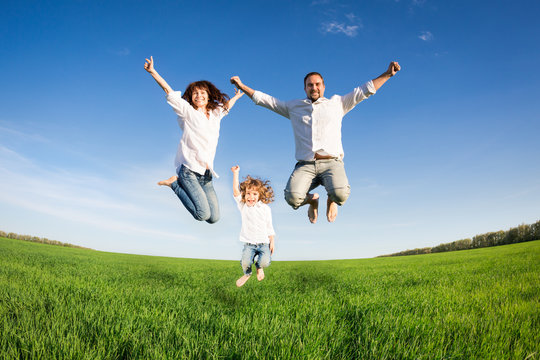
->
<box><xmin>182</xmin><ymin>80</ymin><xmax>231</xmax><ymax>111</ymax></box>
<box><xmin>239</xmin><ymin>176</ymin><xmax>274</xmax><ymax>204</ymax></box>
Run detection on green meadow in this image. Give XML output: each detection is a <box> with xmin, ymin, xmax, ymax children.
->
<box><xmin>1</xmin><ymin>237</ymin><xmax>538</xmax><ymax>359</ymax></box>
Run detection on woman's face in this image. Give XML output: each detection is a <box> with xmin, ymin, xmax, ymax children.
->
<box><xmin>192</xmin><ymin>87</ymin><xmax>209</xmax><ymax>110</ymax></box>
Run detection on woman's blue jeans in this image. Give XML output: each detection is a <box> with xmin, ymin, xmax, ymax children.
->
<box><xmin>170</xmin><ymin>165</ymin><xmax>220</xmax><ymax>223</ymax></box>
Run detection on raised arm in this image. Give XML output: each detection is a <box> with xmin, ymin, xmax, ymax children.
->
<box><xmin>225</xmin><ymin>88</ymin><xmax>245</xmax><ymax>111</ymax></box>
<box><xmin>230</xmin><ymin>76</ymin><xmax>255</xmax><ymax>98</ymax></box>
<box><xmin>372</xmin><ymin>61</ymin><xmax>401</xmax><ymax>91</ymax></box>
<box><xmin>144</xmin><ymin>56</ymin><xmax>174</xmax><ymax>94</ymax></box>
<box><xmin>231</xmin><ymin>165</ymin><xmax>241</xmax><ymax>197</ymax></box>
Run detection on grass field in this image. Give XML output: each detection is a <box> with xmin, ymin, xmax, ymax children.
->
<box><xmin>1</xmin><ymin>237</ymin><xmax>539</xmax><ymax>359</ymax></box>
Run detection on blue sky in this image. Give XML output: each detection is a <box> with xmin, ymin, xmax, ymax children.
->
<box><xmin>1</xmin><ymin>0</ymin><xmax>539</xmax><ymax>260</ymax></box>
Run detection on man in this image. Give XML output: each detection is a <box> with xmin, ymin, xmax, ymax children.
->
<box><xmin>230</xmin><ymin>61</ymin><xmax>401</xmax><ymax>223</ymax></box>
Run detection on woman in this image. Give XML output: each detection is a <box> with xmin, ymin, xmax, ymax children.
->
<box><xmin>144</xmin><ymin>56</ymin><xmax>244</xmax><ymax>223</ymax></box>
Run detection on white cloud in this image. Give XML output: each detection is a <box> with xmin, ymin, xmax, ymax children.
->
<box><xmin>419</xmin><ymin>31</ymin><xmax>433</xmax><ymax>41</ymax></box>
<box><xmin>322</xmin><ymin>22</ymin><xmax>359</xmax><ymax>37</ymax></box>
<box><xmin>345</xmin><ymin>13</ymin><xmax>357</xmax><ymax>22</ymax></box>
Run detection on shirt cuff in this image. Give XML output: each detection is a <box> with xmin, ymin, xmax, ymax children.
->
<box><xmin>363</xmin><ymin>80</ymin><xmax>376</xmax><ymax>95</ymax></box>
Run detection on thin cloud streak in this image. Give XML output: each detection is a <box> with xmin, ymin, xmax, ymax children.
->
<box><xmin>0</xmin><ymin>147</ymin><xmax>198</xmax><ymax>244</ymax></box>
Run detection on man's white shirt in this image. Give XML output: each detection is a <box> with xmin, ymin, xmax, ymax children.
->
<box><xmin>251</xmin><ymin>81</ymin><xmax>376</xmax><ymax>161</ymax></box>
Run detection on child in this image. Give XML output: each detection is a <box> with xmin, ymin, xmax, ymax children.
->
<box><xmin>144</xmin><ymin>56</ymin><xmax>244</xmax><ymax>223</ymax></box>
<box><xmin>231</xmin><ymin>165</ymin><xmax>275</xmax><ymax>287</ymax></box>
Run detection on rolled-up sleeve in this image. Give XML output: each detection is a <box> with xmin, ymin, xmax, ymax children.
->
<box><xmin>341</xmin><ymin>80</ymin><xmax>376</xmax><ymax>114</ymax></box>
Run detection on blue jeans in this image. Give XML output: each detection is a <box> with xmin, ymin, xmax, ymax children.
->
<box><xmin>240</xmin><ymin>243</ymin><xmax>271</xmax><ymax>276</ymax></box>
<box><xmin>170</xmin><ymin>165</ymin><xmax>220</xmax><ymax>223</ymax></box>
<box><xmin>284</xmin><ymin>158</ymin><xmax>351</xmax><ymax>209</ymax></box>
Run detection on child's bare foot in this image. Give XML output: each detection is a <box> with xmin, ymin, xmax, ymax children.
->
<box><xmin>236</xmin><ymin>274</ymin><xmax>251</xmax><ymax>287</ymax></box>
<box><xmin>157</xmin><ymin>175</ymin><xmax>177</xmax><ymax>187</ymax></box>
<box><xmin>326</xmin><ymin>198</ymin><xmax>338</xmax><ymax>222</ymax></box>
<box><xmin>308</xmin><ymin>193</ymin><xmax>319</xmax><ymax>224</ymax></box>
<box><xmin>256</xmin><ymin>268</ymin><xmax>265</xmax><ymax>281</ymax></box>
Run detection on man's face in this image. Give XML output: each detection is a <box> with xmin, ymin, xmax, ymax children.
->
<box><xmin>304</xmin><ymin>75</ymin><xmax>325</xmax><ymax>102</ymax></box>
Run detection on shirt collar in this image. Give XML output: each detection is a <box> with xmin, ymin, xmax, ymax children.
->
<box><xmin>303</xmin><ymin>97</ymin><xmax>328</xmax><ymax>105</ymax></box>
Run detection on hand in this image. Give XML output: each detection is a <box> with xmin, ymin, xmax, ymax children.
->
<box><xmin>234</xmin><ymin>88</ymin><xmax>245</xmax><ymax>99</ymax></box>
<box><xmin>269</xmin><ymin>240</ymin><xmax>274</xmax><ymax>255</ymax></box>
<box><xmin>230</xmin><ymin>76</ymin><xmax>243</xmax><ymax>89</ymax></box>
<box><xmin>144</xmin><ymin>56</ymin><xmax>155</xmax><ymax>73</ymax></box>
<box><xmin>386</xmin><ymin>61</ymin><xmax>401</xmax><ymax>77</ymax></box>
<box><xmin>231</xmin><ymin>165</ymin><xmax>240</xmax><ymax>174</ymax></box>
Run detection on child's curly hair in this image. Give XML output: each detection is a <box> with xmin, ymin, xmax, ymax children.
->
<box><xmin>240</xmin><ymin>176</ymin><xmax>274</xmax><ymax>204</ymax></box>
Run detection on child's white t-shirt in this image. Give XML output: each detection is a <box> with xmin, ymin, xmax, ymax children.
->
<box><xmin>234</xmin><ymin>195</ymin><xmax>275</xmax><ymax>244</ymax></box>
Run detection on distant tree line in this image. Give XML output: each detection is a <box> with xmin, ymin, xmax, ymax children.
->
<box><xmin>0</xmin><ymin>230</ymin><xmax>90</xmax><ymax>249</ymax></box>
<box><xmin>380</xmin><ymin>220</ymin><xmax>540</xmax><ymax>257</ymax></box>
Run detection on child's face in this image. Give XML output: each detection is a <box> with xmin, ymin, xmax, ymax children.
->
<box><xmin>245</xmin><ymin>187</ymin><xmax>260</xmax><ymax>207</ymax></box>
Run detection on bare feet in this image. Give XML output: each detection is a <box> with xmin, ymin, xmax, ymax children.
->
<box><xmin>256</xmin><ymin>268</ymin><xmax>265</xmax><ymax>281</ymax></box>
<box><xmin>307</xmin><ymin>193</ymin><xmax>319</xmax><ymax>224</ymax></box>
<box><xmin>236</xmin><ymin>274</ymin><xmax>251</xmax><ymax>287</ymax></box>
<box><xmin>157</xmin><ymin>175</ymin><xmax>177</xmax><ymax>187</ymax></box>
<box><xmin>326</xmin><ymin>198</ymin><xmax>338</xmax><ymax>222</ymax></box>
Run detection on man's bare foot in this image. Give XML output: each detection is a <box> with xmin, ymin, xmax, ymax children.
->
<box><xmin>308</xmin><ymin>193</ymin><xmax>319</xmax><ymax>224</ymax></box>
<box><xmin>327</xmin><ymin>198</ymin><xmax>338</xmax><ymax>222</ymax></box>
<box><xmin>157</xmin><ymin>175</ymin><xmax>177</xmax><ymax>187</ymax></box>
<box><xmin>256</xmin><ymin>268</ymin><xmax>265</xmax><ymax>281</ymax></box>
<box><xmin>236</xmin><ymin>275</ymin><xmax>251</xmax><ymax>287</ymax></box>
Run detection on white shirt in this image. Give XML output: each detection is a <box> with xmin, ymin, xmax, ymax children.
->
<box><xmin>166</xmin><ymin>91</ymin><xmax>228</xmax><ymax>177</ymax></box>
<box><xmin>234</xmin><ymin>195</ymin><xmax>275</xmax><ymax>244</ymax></box>
<box><xmin>251</xmin><ymin>81</ymin><xmax>376</xmax><ymax>161</ymax></box>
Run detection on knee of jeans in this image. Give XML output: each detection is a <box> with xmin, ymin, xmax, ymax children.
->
<box><xmin>284</xmin><ymin>190</ymin><xmax>306</xmax><ymax>209</ymax></box>
<box><xmin>241</xmin><ymin>259</ymin><xmax>252</xmax><ymax>272</ymax></box>
<box><xmin>258</xmin><ymin>257</ymin><xmax>271</xmax><ymax>268</ymax></box>
<box><xmin>205</xmin><ymin>213</ymin><xmax>220</xmax><ymax>224</ymax></box>
<box><xmin>328</xmin><ymin>186</ymin><xmax>350</xmax><ymax>205</ymax></box>
<box><xmin>193</xmin><ymin>209</ymin><xmax>211</xmax><ymax>222</ymax></box>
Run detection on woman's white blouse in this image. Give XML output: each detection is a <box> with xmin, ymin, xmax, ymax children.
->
<box><xmin>166</xmin><ymin>91</ymin><xmax>227</xmax><ymax>177</ymax></box>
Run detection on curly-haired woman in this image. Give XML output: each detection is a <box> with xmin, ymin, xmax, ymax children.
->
<box><xmin>144</xmin><ymin>56</ymin><xmax>244</xmax><ymax>223</ymax></box>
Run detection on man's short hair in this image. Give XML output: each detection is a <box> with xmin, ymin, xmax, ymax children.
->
<box><xmin>304</xmin><ymin>72</ymin><xmax>324</xmax><ymax>87</ymax></box>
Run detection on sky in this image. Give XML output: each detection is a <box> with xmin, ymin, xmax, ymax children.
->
<box><xmin>1</xmin><ymin>0</ymin><xmax>539</xmax><ymax>260</ymax></box>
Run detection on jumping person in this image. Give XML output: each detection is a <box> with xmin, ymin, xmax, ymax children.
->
<box><xmin>144</xmin><ymin>56</ymin><xmax>244</xmax><ymax>223</ymax></box>
<box><xmin>230</xmin><ymin>62</ymin><xmax>401</xmax><ymax>223</ymax></box>
<box><xmin>231</xmin><ymin>165</ymin><xmax>275</xmax><ymax>287</ymax></box>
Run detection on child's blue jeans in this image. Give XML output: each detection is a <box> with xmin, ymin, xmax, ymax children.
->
<box><xmin>241</xmin><ymin>243</ymin><xmax>271</xmax><ymax>276</ymax></box>
<box><xmin>170</xmin><ymin>165</ymin><xmax>220</xmax><ymax>223</ymax></box>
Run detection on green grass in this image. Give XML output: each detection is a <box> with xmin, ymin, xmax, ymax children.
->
<box><xmin>1</xmin><ymin>237</ymin><xmax>539</xmax><ymax>359</ymax></box>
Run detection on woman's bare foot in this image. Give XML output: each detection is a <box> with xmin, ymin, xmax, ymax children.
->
<box><xmin>326</xmin><ymin>198</ymin><xmax>338</xmax><ymax>222</ymax></box>
<box><xmin>256</xmin><ymin>268</ymin><xmax>265</xmax><ymax>281</ymax></box>
<box><xmin>236</xmin><ymin>274</ymin><xmax>251</xmax><ymax>287</ymax></box>
<box><xmin>308</xmin><ymin>193</ymin><xmax>319</xmax><ymax>224</ymax></box>
<box><xmin>157</xmin><ymin>175</ymin><xmax>177</xmax><ymax>187</ymax></box>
